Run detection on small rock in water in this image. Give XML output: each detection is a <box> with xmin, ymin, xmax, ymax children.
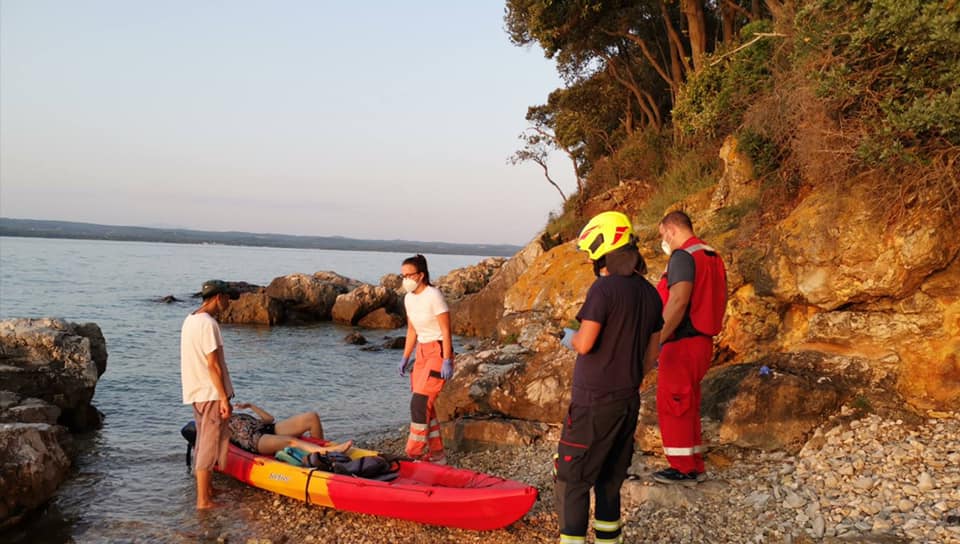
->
<box><xmin>344</xmin><ymin>332</ymin><xmax>367</xmax><ymax>345</ymax></box>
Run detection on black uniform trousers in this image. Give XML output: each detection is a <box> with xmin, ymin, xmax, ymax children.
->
<box><xmin>556</xmin><ymin>392</ymin><xmax>639</xmax><ymax>540</ymax></box>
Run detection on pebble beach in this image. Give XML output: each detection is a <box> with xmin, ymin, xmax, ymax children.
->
<box><xmin>191</xmin><ymin>408</ymin><xmax>959</xmax><ymax>544</ymax></box>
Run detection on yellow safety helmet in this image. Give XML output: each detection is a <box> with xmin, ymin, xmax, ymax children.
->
<box><xmin>577</xmin><ymin>211</ymin><xmax>635</xmax><ymax>261</ymax></box>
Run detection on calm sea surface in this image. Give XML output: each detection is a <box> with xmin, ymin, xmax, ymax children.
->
<box><xmin>0</xmin><ymin>236</ymin><xmax>485</xmax><ymax>543</ymax></box>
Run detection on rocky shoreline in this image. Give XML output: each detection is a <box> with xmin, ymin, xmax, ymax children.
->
<box><xmin>0</xmin><ymin>318</ymin><xmax>107</xmax><ymax>529</ymax></box>
<box><xmin>189</xmin><ymin>407</ymin><xmax>958</xmax><ymax>544</ymax></box>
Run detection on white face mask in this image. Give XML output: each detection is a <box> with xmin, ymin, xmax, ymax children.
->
<box><xmin>661</xmin><ymin>239</ymin><xmax>672</xmax><ymax>256</ymax></box>
<box><xmin>402</xmin><ymin>277</ymin><xmax>419</xmax><ymax>293</ymax></box>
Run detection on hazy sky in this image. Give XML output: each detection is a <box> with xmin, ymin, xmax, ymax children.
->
<box><xmin>0</xmin><ymin>1</ymin><xmax>573</xmax><ymax>245</ymax></box>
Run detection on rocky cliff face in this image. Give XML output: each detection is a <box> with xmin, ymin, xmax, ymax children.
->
<box><xmin>438</xmin><ymin>134</ymin><xmax>959</xmax><ymax>452</ymax></box>
<box><xmin>0</xmin><ymin>318</ymin><xmax>108</xmax><ymax>529</ymax></box>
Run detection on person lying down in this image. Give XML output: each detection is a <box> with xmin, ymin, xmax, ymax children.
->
<box><xmin>228</xmin><ymin>402</ymin><xmax>352</xmax><ymax>456</ymax></box>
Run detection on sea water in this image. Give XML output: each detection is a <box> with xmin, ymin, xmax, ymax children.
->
<box><xmin>0</xmin><ymin>236</ymin><xmax>484</xmax><ymax>542</ymax></box>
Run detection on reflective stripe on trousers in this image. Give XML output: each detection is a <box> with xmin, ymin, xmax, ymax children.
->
<box><xmin>662</xmin><ymin>445</ymin><xmax>707</xmax><ymax>456</ymax></box>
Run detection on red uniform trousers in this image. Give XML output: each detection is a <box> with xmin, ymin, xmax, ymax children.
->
<box><xmin>656</xmin><ymin>335</ymin><xmax>713</xmax><ymax>474</ymax></box>
<box><xmin>405</xmin><ymin>340</ymin><xmax>446</xmax><ymax>463</ymax></box>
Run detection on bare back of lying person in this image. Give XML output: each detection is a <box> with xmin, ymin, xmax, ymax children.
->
<box><xmin>228</xmin><ymin>402</ymin><xmax>352</xmax><ymax>456</ymax></box>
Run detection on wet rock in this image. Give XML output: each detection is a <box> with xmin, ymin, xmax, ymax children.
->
<box><xmin>0</xmin><ymin>423</ymin><xmax>71</xmax><ymax>530</ymax></box>
<box><xmin>343</xmin><ymin>332</ymin><xmax>366</xmax><ymax>346</ymax></box>
<box><xmin>332</xmin><ymin>284</ymin><xmax>393</xmax><ymax>325</ymax></box>
<box><xmin>356</xmin><ymin>308</ymin><xmax>404</xmax><ymax>330</ymax></box>
<box><xmin>265</xmin><ymin>274</ymin><xmax>349</xmax><ymax>322</ymax></box>
<box><xmin>382</xmin><ymin>337</ymin><xmax>406</xmax><ymax>350</ymax></box>
<box><xmin>220</xmin><ymin>291</ymin><xmax>285</xmax><ymax>325</ymax></box>
<box><xmin>0</xmin><ymin>397</ymin><xmax>60</xmax><ymax>425</ymax></box>
<box><xmin>0</xmin><ymin>318</ymin><xmax>107</xmax><ymax>431</ymax></box>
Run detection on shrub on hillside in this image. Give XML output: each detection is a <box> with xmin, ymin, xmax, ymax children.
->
<box><xmin>674</xmin><ymin>20</ymin><xmax>778</xmax><ymax>137</ymax></box>
<box><xmin>795</xmin><ymin>0</ymin><xmax>960</xmax><ymax>211</ymax></box>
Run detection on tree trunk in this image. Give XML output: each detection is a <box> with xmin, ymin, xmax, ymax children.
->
<box><xmin>605</xmin><ymin>58</ymin><xmax>662</xmax><ymax>131</ymax></box>
<box><xmin>721</xmin><ymin>0</ymin><xmax>736</xmax><ymax>43</ymax></box>
<box><xmin>752</xmin><ymin>0</ymin><xmax>763</xmax><ymax>19</ymax></box>
<box><xmin>659</xmin><ymin>1</ymin><xmax>689</xmax><ymax>94</ymax></box>
<box><xmin>765</xmin><ymin>0</ymin><xmax>786</xmax><ymax>20</ymax></box>
<box><xmin>680</xmin><ymin>0</ymin><xmax>708</xmax><ymax>72</ymax></box>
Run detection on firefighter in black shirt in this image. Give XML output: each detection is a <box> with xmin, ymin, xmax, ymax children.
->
<box><xmin>557</xmin><ymin>211</ymin><xmax>663</xmax><ymax>544</ymax></box>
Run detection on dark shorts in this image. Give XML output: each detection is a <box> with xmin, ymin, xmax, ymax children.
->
<box><xmin>228</xmin><ymin>413</ymin><xmax>274</xmax><ymax>453</ymax></box>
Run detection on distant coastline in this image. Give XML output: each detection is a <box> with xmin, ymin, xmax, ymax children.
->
<box><xmin>0</xmin><ymin>218</ymin><xmax>522</xmax><ymax>257</ymax></box>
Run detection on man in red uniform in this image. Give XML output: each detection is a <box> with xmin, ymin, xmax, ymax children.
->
<box><xmin>653</xmin><ymin>211</ymin><xmax>727</xmax><ymax>484</ymax></box>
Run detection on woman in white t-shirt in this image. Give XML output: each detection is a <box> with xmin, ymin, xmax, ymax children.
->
<box><xmin>398</xmin><ymin>254</ymin><xmax>453</xmax><ymax>463</ymax></box>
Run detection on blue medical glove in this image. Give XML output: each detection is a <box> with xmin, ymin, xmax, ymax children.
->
<box><xmin>561</xmin><ymin>328</ymin><xmax>577</xmax><ymax>351</ymax></box>
<box><xmin>440</xmin><ymin>358</ymin><xmax>454</xmax><ymax>380</ymax></box>
<box><xmin>398</xmin><ymin>356</ymin><xmax>410</xmax><ymax>377</ymax></box>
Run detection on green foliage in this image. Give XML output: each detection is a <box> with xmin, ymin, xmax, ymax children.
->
<box><xmin>736</xmin><ymin>128</ymin><xmax>780</xmax><ymax>177</ymax></box>
<box><xmin>798</xmin><ymin>0</ymin><xmax>960</xmax><ymax>162</ymax></box>
<box><xmin>852</xmin><ymin>394</ymin><xmax>873</xmax><ymax>414</ymax></box>
<box><xmin>636</xmin><ymin>145</ymin><xmax>722</xmax><ymax>225</ymax></box>
<box><xmin>501</xmin><ymin>333</ymin><xmax>519</xmax><ymax>345</ymax></box>
<box><xmin>674</xmin><ymin>20</ymin><xmax>777</xmax><ymax>136</ymax></box>
<box><xmin>545</xmin><ymin>197</ymin><xmax>585</xmax><ymax>242</ymax></box>
<box><xmin>584</xmin><ymin>128</ymin><xmax>669</xmax><ymax>195</ymax></box>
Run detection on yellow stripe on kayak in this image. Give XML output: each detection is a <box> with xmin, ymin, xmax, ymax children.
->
<box><xmin>242</xmin><ymin>447</ymin><xmax>376</xmax><ymax>507</ymax></box>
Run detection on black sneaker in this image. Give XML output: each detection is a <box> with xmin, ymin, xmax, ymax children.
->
<box><xmin>652</xmin><ymin>468</ymin><xmax>698</xmax><ymax>485</ymax></box>
<box><xmin>689</xmin><ymin>471</ymin><xmax>708</xmax><ymax>483</ymax></box>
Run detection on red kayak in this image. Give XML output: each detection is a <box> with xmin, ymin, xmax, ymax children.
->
<box><xmin>216</xmin><ymin>442</ymin><xmax>538</xmax><ymax>530</ymax></box>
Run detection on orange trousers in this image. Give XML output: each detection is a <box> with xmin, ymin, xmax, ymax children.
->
<box><xmin>405</xmin><ymin>341</ymin><xmax>446</xmax><ymax>462</ymax></box>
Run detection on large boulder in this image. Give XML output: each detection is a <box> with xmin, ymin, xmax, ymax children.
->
<box><xmin>769</xmin><ymin>180</ymin><xmax>959</xmax><ymax>310</ymax></box>
<box><xmin>356</xmin><ymin>308</ymin><xmax>405</xmax><ymax>330</ymax></box>
<box><xmin>265</xmin><ymin>273</ymin><xmax>350</xmax><ymax>322</ymax></box>
<box><xmin>219</xmin><ymin>290</ymin><xmax>285</xmax><ymax>325</ymax></box>
<box><xmin>0</xmin><ymin>423</ymin><xmax>71</xmax><ymax>530</ymax></box>
<box><xmin>0</xmin><ymin>318</ymin><xmax>107</xmax><ymax>431</ymax></box>
<box><xmin>435</xmin><ymin>258</ymin><xmax>506</xmax><ymax>302</ymax></box>
<box><xmin>436</xmin><ymin>344</ymin><xmax>574</xmax><ymax>426</ymax></box>
<box><xmin>313</xmin><ymin>271</ymin><xmax>363</xmax><ymax>290</ymax></box>
<box><xmin>331</xmin><ymin>284</ymin><xmax>393</xmax><ymax>325</ymax></box>
<box><xmin>498</xmin><ymin>242</ymin><xmax>594</xmax><ymax>351</ymax></box>
<box><xmin>638</xmin><ymin>357</ymin><xmax>842</xmax><ymax>454</ymax></box>
<box><xmin>440</xmin><ymin>416</ymin><xmax>554</xmax><ymax>452</ymax></box>
<box><xmin>451</xmin><ymin>237</ymin><xmax>545</xmax><ymax>338</ymax></box>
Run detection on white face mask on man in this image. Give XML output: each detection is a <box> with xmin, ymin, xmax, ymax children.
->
<box><xmin>402</xmin><ymin>277</ymin><xmax>419</xmax><ymax>293</ymax></box>
<box><xmin>661</xmin><ymin>239</ymin><xmax>672</xmax><ymax>256</ymax></box>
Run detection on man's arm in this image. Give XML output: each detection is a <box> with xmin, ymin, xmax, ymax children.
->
<box><xmin>572</xmin><ymin>319</ymin><xmax>602</xmax><ymax>354</ymax></box>
<box><xmin>643</xmin><ymin>331</ymin><xmax>661</xmax><ymax>375</ymax></box>
<box><xmin>205</xmin><ymin>348</ymin><xmax>233</xmax><ymax>420</ymax></box>
<box><xmin>661</xmin><ymin>281</ymin><xmax>692</xmax><ymax>341</ymax></box>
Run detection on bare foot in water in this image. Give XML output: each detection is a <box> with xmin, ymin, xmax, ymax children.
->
<box><xmin>197</xmin><ymin>500</ymin><xmax>223</xmax><ymax>510</ymax></box>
